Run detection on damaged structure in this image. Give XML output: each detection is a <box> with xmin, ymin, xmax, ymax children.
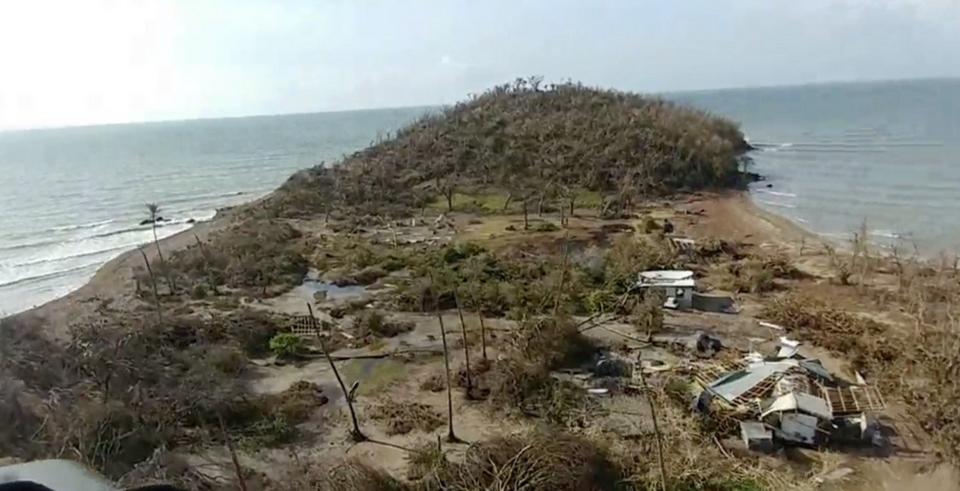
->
<box><xmin>692</xmin><ymin>338</ymin><xmax>886</xmax><ymax>449</ymax></box>
<box><xmin>637</xmin><ymin>270</ymin><xmax>736</xmax><ymax>313</ymax></box>
<box><xmin>637</xmin><ymin>270</ymin><xmax>696</xmax><ymax>309</ymax></box>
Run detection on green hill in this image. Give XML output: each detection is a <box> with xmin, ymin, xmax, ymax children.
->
<box><xmin>266</xmin><ymin>77</ymin><xmax>749</xmax><ymax>218</ymax></box>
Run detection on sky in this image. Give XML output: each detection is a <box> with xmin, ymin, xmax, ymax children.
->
<box><xmin>1</xmin><ymin>0</ymin><xmax>959</xmax><ymax>130</ymax></box>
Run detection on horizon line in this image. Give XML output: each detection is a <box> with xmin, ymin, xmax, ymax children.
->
<box><xmin>3</xmin><ymin>75</ymin><xmax>958</xmax><ymax>134</ymax></box>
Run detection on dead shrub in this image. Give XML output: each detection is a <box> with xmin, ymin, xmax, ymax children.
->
<box><xmin>276</xmin><ymin>457</ymin><xmax>408</xmax><ymax>491</ymax></box>
<box><xmin>406</xmin><ymin>440</ymin><xmax>447</xmax><ymax>481</ymax></box>
<box><xmin>507</xmin><ymin>316</ymin><xmax>594</xmax><ymax>369</ymax></box>
<box><xmin>170</xmin><ymin>219</ymin><xmax>308</xmax><ymax>295</ymax></box>
<box><xmin>369</xmin><ymin>401</ymin><xmax>443</xmax><ymax>435</ymax></box>
<box><xmin>631</xmin><ymin>290</ymin><xmax>664</xmax><ymax>339</ymax></box>
<box><xmin>0</xmin><ymin>376</ymin><xmax>43</xmax><ymax>457</ymax></box>
<box><xmin>419</xmin><ymin>371</ymin><xmax>446</xmax><ymax>392</ymax></box>
<box><xmin>761</xmin><ymin>294</ymin><xmax>898</xmax><ymax>372</ymax></box>
<box><xmin>44</xmin><ymin>398</ymin><xmax>168</xmax><ymax>479</ymax></box>
<box><xmin>265</xmin><ymin>380</ymin><xmax>329</xmax><ymax>423</ymax></box>
<box><xmin>605</xmin><ymin>234</ymin><xmax>680</xmax><ymax>289</ymax></box>
<box><xmin>206</xmin><ymin>345</ymin><xmax>247</xmax><ymax>375</ymax></box>
<box><xmin>430</xmin><ymin>428</ymin><xmax>623</xmax><ymax>491</ymax></box>
<box><xmin>221</xmin><ymin>308</ymin><xmax>286</xmax><ymax>357</ymax></box>
<box><xmin>485</xmin><ymin>358</ymin><xmax>594</xmax><ymax>426</ymax></box>
<box><xmin>354</xmin><ymin>265</ymin><xmax>388</xmax><ymax>285</ymax></box>
<box><xmin>354</xmin><ymin>310</ymin><xmax>415</xmax><ymax>339</ymax></box>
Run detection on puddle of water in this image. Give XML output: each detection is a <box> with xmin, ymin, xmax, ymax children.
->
<box><xmin>293</xmin><ymin>269</ymin><xmax>368</xmax><ymax>301</ymax></box>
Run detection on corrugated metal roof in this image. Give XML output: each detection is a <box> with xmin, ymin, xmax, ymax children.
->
<box><xmin>761</xmin><ymin>392</ymin><xmax>833</xmax><ymax>420</ymax></box>
<box><xmin>637</xmin><ymin>270</ymin><xmax>696</xmax><ymax>288</ymax></box>
<box><xmin>708</xmin><ymin>360</ymin><xmax>800</xmax><ymax>403</ymax></box>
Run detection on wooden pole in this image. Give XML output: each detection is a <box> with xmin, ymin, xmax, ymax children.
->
<box><xmin>307</xmin><ymin>302</ymin><xmax>365</xmax><ymax>442</ymax></box>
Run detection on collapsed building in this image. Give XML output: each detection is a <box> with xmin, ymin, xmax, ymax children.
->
<box><xmin>691</xmin><ymin>337</ymin><xmax>886</xmax><ymax>450</ymax></box>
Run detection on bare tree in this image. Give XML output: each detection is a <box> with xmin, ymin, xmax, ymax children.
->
<box><xmin>307</xmin><ymin>302</ymin><xmax>365</xmax><ymax>442</ymax></box>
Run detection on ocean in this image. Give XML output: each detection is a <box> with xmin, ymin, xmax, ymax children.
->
<box><xmin>0</xmin><ymin>108</ymin><xmax>426</xmax><ymax>315</ymax></box>
<box><xmin>674</xmin><ymin>78</ymin><xmax>960</xmax><ymax>254</ymax></box>
<box><xmin>2</xmin><ymin>78</ymin><xmax>958</xmax><ymax>315</ymax></box>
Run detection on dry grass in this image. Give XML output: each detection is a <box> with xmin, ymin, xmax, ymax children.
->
<box><xmin>618</xmin><ymin>382</ymin><xmax>803</xmax><ymax>491</ymax></box>
<box><xmin>276</xmin><ymin>458</ymin><xmax>407</xmax><ymax>491</ymax></box>
<box><xmin>369</xmin><ymin>401</ymin><xmax>444</xmax><ymax>435</ymax></box>
<box><xmin>426</xmin><ymin>428</ymin><xmax>623</xmax><ymax>491</ymax></box>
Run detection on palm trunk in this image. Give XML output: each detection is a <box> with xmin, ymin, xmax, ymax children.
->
<box><xmin>308</xmin><ymin>302</ymin><xmax>365</xmax><ymax>441</ymax></box>
<box><xmin>152</xmin><ymin>223</ymin><xmax>177</xmax><ymax>293</ymax></box>
<box><xmin>436</xmin><ymin>308</ymin><xmax>458</xmax><ymax>442</ymax></box>
<box><xmin>502</xmin><ymin>192</ymin><xmax>513</xmax><ymax>211</ymax></box>
<box><xmin>522</xmin><ymin>200</ymin><xmax>529</xmax><ymax>230</ymax></box>
<box><xmin>137</xmin><ymin>246</ymin><xmax>162</xmax><ymax>323</ymax></box>
<box><xmin>478</xmin><ymin>312</ymin><xmax>488</xmax><ymax>363</ymax></box>
<box><xmin>151</xmin><ymin>223</ymin><xmax>165</xmax><ymax>262</ymax></box>
<box><xmin>454</xmin><ymin>293</ymin><xmax>472</xmax><ymax>394</ymax></box>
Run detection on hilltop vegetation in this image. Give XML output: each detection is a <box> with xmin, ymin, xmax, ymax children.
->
<box><xmin>265</xmin><ymin>77</ymin><xmax>749</xmax><ymax>218</ymax></box>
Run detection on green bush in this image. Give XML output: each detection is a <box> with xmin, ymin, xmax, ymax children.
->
<box><xmin>269</xmin><ymin>333</ymin><xmax>304</xmax><ymax>359</ymax></box>
<box><xmin>354</xmin><ymin>310</ymin><xmax>415</xmax><ymax>338</ymax></box>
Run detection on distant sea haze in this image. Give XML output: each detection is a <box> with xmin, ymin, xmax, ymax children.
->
<box><xmin>2</xmin><ymin>78</ymin><xmax>959</xmax><ymax>315</ymax></box>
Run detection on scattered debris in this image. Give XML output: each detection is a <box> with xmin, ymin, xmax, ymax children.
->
<box><xmin>758</xmin><ymin>320</ymin><xmax>784</xmax><ymax>331</ymax></box>
<box><xmin>692</xmin><ymin>338</ymin><xmax>886</xmax><ymax>450</ymax></box>
<box><xmin>695</xmin><ymin>333</ymin><xmax>723</xmax><ymax>357</ymax></box>
<box><xmin>740</xmin><ymin>421</ymin><xmax>774</xmax><ymax>453</ymax></box>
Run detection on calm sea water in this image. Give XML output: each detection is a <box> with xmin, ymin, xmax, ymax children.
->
<box><xmin>0</xmin><ymin>108</ymin><xmax>426</xmax><ymax>315</ymax></box>
<box><xmin>674</xmin><ymin>78</ymin><xmax>960</xmax><ymax>254</ymax></box>
<box><xmin>2</xmin><ymin>79</ymin><xmax>958</xmax><ymax>315</ymax></box>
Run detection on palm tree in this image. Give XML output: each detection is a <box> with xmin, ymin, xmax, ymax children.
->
<box><xmin>145</xmin><ymin>203</ymin><xmax>164</xmax><ymax>262</ymax></box>
<box><xmin>145</xmin><ymin>203</ymin><xmax>175</xmax><ymax>293</ymax></box>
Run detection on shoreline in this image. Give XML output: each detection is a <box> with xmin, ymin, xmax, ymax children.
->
<box><xmin>9</xmin><ymin>205</ymin><xmax>242</xmax><ymax>338</ymax></box>
<box><xmin>9</xmin><ymin>187</ymin><xmax>817</xmax><ymax>338</ymax></box>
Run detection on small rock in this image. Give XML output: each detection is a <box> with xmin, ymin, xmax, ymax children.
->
<box><xmin>186</xmin><ymin>218</ymin><xmax>196</xmax><ymax>224</ymax></box>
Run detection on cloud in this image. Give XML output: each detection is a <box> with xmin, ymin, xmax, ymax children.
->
<box><xmin>0</xmin><ymin>0</ymin><xmax>957</xmax><ymax>129</ymax></box>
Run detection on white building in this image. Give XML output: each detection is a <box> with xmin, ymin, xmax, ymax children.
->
<box><xmin>636</xmin><ymin>270</ymin><xmax>695</xmax><ymax>309</ymax></box>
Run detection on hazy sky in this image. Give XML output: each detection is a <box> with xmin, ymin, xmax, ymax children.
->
<box><xmin>1</xmin><ymin>0</ymin><xmax>959</xmax><ymax>129</ymax></box>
